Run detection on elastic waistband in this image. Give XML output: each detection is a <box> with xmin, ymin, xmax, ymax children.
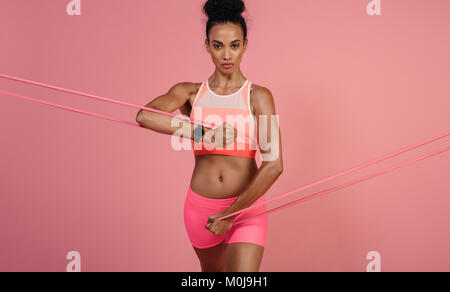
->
<box><xmin>187</xmin><ymin>186</ymin><xmax>238</xmax><ymax>208</ymax></box>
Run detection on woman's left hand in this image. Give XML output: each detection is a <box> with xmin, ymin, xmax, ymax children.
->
<box><xmin>205</xmin><ymin>211</ymin><xmax>234</xmax><ymax>236</ymax></box>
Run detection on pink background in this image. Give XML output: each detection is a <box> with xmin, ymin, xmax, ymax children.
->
<box><xmin>1</xmin><ymin>0</ymin><xmax>449</xmax><ymax>272</ymax></box>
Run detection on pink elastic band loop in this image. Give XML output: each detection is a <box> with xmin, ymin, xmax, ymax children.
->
<box><xmin>216</xmin><ymin>132</ymin><xmax>450</xmax><ymax>223</ymax></box>
<box><xmin>0</xmin><ymin>89</ymin><xmax>142</xmax><ymax>127</ymax></box>
<box><xmin>231</xmin><ymin>145</ymin><xmax>449</xmax><ymax>225</ymax></box>
<box><xmin>1</xmin><ymin>73</ymin><xmax>448</xmax><ymax>226</ymax></box>
<box><xmin>0</xmin><ymin>73</ymin><xmax>258</xmax><ymax>145</ymax></box>
<box><xmin>0</xmin><ymin>73</ymin><xmax>203</xmax><ymax>125</ymax></box>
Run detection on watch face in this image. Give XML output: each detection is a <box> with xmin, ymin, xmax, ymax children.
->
<box><xmin>194</xmin><ymin>125</ymin><xmax>203</xmax><ymax>142</ymax></box>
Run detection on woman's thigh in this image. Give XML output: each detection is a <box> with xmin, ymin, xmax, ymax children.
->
<box><xmin>192</xmin><ymin>240</ymin><xmax>227</xmax><ymax>272</ymax></box>
<box><xmin>226</xmin><ymin>242</ymin><xmax>265</xmax><ymax>272</ymax></box>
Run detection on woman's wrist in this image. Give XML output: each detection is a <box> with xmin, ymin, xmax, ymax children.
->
<box><xmin>220</xmin><ymin>211</ymin><xmax>238</xmax><ymax>222</ymax></box>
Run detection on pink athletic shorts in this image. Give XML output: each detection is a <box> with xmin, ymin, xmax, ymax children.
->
<box><xmin>184</xmin><ymin>186</ymin><xmax>269</xmax><ymax>249</ymax></box>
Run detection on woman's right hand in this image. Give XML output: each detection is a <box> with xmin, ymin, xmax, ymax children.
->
<box><xmin>204</xmin><ymin>122</ymin><xmax>238</xmax><ymax>147</ymax></box>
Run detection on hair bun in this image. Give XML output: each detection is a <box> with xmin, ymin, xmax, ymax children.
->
<box><xmin>203</xmin><ymin>0</ymin><xmax>246</xmax><ymax>19</ymax></box>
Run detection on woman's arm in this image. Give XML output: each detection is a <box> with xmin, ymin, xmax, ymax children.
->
<box><xmin>136</xmin><ymin>82</ymin><xmax>212</xmax><ymax>141</ymax></box>
<box><xmin>221</xmin><ymin>85</ymin><xmax>284</xmax><ymax>221</ymax></box>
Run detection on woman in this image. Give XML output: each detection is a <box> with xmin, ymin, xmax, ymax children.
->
<box><xmin>136</xmin><ymin>0</ymin><xmax>283</xmax><ymax>272</ymax></box>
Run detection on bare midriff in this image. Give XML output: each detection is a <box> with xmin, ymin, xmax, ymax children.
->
<box><xmin>190</xmin><ymin>154</ymin><xmax>258</xmax><ymax>199</ymax></box>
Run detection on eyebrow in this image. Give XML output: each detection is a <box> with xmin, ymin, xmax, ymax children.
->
<box><xmin>212</xmin><ymin>40</ymin><xmax>241</xmax><ymax>44</ymax></box>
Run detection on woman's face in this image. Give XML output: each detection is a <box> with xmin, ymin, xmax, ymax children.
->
<box><xmin>205</xmin><ymin>22</ymin><xmax>247</xmax><ymax>74</ymax></box>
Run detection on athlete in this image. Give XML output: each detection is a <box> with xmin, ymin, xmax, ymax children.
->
<box><xmin>136</xmin><ymin>0</ymin><xmax>283</xmax><ymax>272</ymax></box>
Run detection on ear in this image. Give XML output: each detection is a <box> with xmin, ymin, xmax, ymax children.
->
<box><xmin>205</xmin><ymin>39</ymin><xmax>211</xmax><ymax>53</ymax></box>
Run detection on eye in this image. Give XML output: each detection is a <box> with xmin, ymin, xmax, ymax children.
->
<box><xmin>214</xmin><ymin>45</ymin><xmax>221</xmax><ymax>49</ymax></box>
<box><xmin>232</xmin><ymin>44</ymin><xmax>239</xmax><ymax>48</ymax></box>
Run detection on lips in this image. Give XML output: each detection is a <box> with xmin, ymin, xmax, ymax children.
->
<box><xmin>222</xmin><ymin>63</ymin><xmax>233</xmax><ymax>69</ymax></box>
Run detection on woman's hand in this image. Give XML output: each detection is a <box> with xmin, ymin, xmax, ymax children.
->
<box><xmin>203</xmin><ymin>122</ymin><xmax>238</xmax><ymax>148</ymax></box>
<box><xmin>205</xmin><ymin>211</ymin><xmax>234</xmax><ymax>236</ymax></box>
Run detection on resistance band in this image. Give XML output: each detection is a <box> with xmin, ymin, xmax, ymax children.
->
<box><xmin>217</xmin><ymin>132</ymin><xmax>450</xmax><ymax>224</ymax></box>
<box><xmin>1</xmin><ymin>73</ymin><xmax>448</xmax><ymax>226</ymax></box>
<box><xmin>0</xmin><ymin>73</ymin><xmax>258</xmax><ymax>145</ymax></box>
<box><xmin>231</xmin><ymin>145</ymin><xmax>449</xmax><ymax>226</ymax></box>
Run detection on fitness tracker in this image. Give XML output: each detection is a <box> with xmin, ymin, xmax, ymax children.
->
<box><xmin>193</xmin><ymin>125</ymin><xmax>205</xmax><ymax>143</ymax></box>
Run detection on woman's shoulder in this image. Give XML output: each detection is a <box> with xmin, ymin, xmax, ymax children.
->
<box><xmin>172</xmin><ymin>81</ymin><xmax>202</xmax><ymax>93</ymax></box>
<box><xmin>172</xmin><ymin>81</ymin><xmax>203</xmax><ymax>109</ymax></box>
<box><xmin>249</xmin><ymin>82</ymin><xmax>272</xmax><ymax>96</ymax></box>
<box><xmin>249</xmin><ymin>82</ymin><xmax>275</xmax><ymax>114</ymax></box>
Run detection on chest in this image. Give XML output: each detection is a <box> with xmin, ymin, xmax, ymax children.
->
<box><xmin>188</xmin><ymin>84</ymin><xmax>255</xmax><ymax>116</ymax></box>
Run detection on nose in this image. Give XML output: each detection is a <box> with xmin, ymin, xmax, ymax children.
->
<box><xmin>223</xmin><ymin>48</ymin><xmax>231</xmax><ymax>60</ymax></box>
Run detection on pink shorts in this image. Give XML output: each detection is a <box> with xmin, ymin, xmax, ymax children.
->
<box><xmin>184</xmin><ymin>186</ymin><xmax>269</xmax><ymax>249</ymax></box>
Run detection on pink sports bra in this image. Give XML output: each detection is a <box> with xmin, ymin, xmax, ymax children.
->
<box><xmin>190</xmin><ymin>79</ymin><xmax>258</xmax><ymax>159</ymax></box>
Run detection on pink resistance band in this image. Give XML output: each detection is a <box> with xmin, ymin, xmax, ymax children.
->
<box><xmin>1</xmin><ymin>73</ymin><xmax>449</xmax><ymax>226</ymax></box>
<box><xmin>230</xmin><ymin>145</ymin><xmax>449</xmax><ymax>225</ymax></box>
<box><xmin>0</xmin><ymin>73</ymin><xmax>258</xmax><ymax>145</ymax></box>
<box><xmin>217</xmin><ymin>133</ymin><xmax>450</xmax><ymax>224</ymax></box>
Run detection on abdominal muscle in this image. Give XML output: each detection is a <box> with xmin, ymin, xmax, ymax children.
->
<box><xmin>190</xmin><ymin>154</ymin><xmax>258</xmax><ymax>199</ymax></box>
<box><xmin>187</xmin><ymin>82</ymin><xmax>257</xmax><ymax>199</ymax></box>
